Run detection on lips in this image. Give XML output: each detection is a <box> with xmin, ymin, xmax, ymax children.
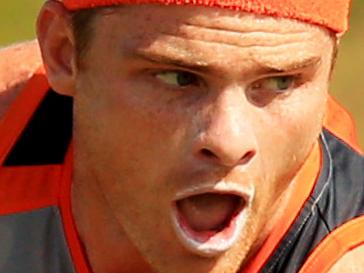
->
<box><xmin>171</xmin><ymin>184</ymin><xmax>253</xmax><ymax>257</ymax></box>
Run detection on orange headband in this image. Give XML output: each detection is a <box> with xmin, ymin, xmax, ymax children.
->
<box><xmin>61</xmin><ymin>0</ymin><xmax>351</xmax><ymax>34</ymax></box>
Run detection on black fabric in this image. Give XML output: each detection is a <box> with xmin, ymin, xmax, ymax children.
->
<box><xmin>4</xmin><ymin>90</ymin><xmax>73</xmax><ymax>166</ymax></box>
<box><xmin>259</xmin><ymin>129</ymin><xmax>364</xmax><ymax>273</ymax></box>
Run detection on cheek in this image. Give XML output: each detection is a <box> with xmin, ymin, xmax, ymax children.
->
<box><xmin>75</xmin><ymin>73</ymin><xmax>192</xmax><ymax>193</ymax></box>
<box><xmin>255</xmin><ymin>87</ymin><xmax>327</xmax><ymax>193</ymax></box>
<box><xmin>247</xmin><ymin>88</ymin><xmax>327</xmax><ymax>239</ymax></box>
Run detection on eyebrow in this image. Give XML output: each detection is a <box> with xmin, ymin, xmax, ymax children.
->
<box><xmin>256</xmin><ymin>56</ymin><xmax>322</xmax><ymax>74</ymax></box>
<box><xmin>129</xmin><ymin>50</ymin><xmax>321</xmax><ymax>74</ymax></box>
<box><xmin>129</xmin><ymin>50</ymin><xmax>212</xmax><ymax>72</ymax></box>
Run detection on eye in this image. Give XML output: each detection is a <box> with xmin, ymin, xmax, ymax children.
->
<box><xmin>251</xmin><ymin>75</ymin><xmax>297</xmax><ymax>93</ymax></box>
<box><xmin>155</xmin><ymin>71</ymin><xmax>199</xmax><ymax>87</ymax></box>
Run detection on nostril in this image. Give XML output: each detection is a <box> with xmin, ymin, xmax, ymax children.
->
<box><xmin>199</xmin><ymin>148</ymin><xmax>256</xmax><ymax>166</ymax></box>
<box><xmin>201</xmin><ymin>148</ymin><xmax>217</xmax><ymax>159</ymax></box>
<box><xmin>240</xmin><ymin>150</ymin><xmax>256</xmax><ymax>165</ymax></box>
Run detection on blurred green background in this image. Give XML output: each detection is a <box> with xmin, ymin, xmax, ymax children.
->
<box><xmin>0</xmin><ymin>1</ymin><xmax>363</xmax><ymax>147</ymax></box>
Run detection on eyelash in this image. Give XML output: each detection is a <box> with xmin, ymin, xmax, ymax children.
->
<box><xmin>149</xmin><ymin>69</ymin><xmax>305</xmax><ymax>94</ymax></box>
<box><xmin>151</xmin><ymin>70</ymin><xmax>203</xmax><ymax>90</ymax></box>
<box><xmin>250</xmin><ymin>74</ymin><xmax>303</xmax><ymax>93</ymax></box>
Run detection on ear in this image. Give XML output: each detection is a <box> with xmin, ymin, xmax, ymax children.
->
<box><xmin>36</xmin><ymin>1</ymin><xmax>77</xmax><ymax>96</ymax></box>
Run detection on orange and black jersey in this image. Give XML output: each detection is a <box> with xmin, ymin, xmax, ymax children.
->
<box><xmin>0</xmin><ymin>68</ymin><xmax>363</xmax><ymax>273</ymax></box>
<box><xmin>244</xmin><ymin>129</ymin><xmax>364</xmax><ymax>272</ymax></box>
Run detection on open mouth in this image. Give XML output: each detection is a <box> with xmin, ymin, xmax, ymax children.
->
<box><xmin>171</xmin><ymin>188</ymin><xmax>251</xmax><ymax>257</ymax></box>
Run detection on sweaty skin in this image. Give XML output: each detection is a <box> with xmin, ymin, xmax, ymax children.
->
<box><xmin>31</xmin><ymin>2</ymin><xmax>362</xmax><ymax>273</ymax></box>
<box><xmin>2</xmin><ymin>41</ymin><xmax>363</xmax><ymax>273</ymax></box>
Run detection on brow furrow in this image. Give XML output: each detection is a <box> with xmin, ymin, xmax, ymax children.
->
<box><xmin>159</xmin><ymin>31</ymin><xmax>307</xmax><ymax>49</ymax></box>
<box><xmin>183</xmin><ymin>22</ymin><xmax>308</xmax><ymax>36</ymax></box>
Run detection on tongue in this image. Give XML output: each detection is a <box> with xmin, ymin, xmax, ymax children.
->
<box><xmin>176</xmin><ymin>193</ymin><xmax>241</xmax><ymax>232</ymax></box>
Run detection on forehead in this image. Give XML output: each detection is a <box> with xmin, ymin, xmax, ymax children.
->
<box><xmin>89</xmin><ymin>5</ymin><xmax>334</xmax><ymax>71</ymax></box>
<box><xmin>95</xmin><ymin>4</ymin><xmax>332</xmax><ymax>32</ymax></box>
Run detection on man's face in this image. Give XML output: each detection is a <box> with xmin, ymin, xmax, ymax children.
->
<box><xmin>72</xmin><ymin>5</ymin><xmax>333</xmax><ymax>273</ymax></box>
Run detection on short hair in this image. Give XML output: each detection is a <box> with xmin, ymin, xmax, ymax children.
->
<box><xmin>71</xmin><ymin>8</ymin><xmax>99</xmax><ymax>60</ymax></box>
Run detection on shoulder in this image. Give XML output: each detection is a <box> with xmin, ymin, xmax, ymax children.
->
<box><xmin>324</xmin><ymin>96</ymin><xmax>362</xmax><ymax>154</ymax></box>
<box><xmin>328</xmin><ymin>245</ymin><xmax>364</xmax><ymax>273</ymax></box>
<box><xmin>0</xmin><ymin>40</ymin><xmax>43</xmax><ymax>119</ymax></box>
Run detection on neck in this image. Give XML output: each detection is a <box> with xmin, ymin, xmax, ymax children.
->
<box><xmin>71</xmin><ymin>164</ymin><xmax>154</xmax><ymax>273</ymax></box>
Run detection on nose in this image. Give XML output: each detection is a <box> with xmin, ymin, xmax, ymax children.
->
<box><xmin>193</xmin><ymin>90</ymin><xmax>257</xmax><ymax>167</ymax></box>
